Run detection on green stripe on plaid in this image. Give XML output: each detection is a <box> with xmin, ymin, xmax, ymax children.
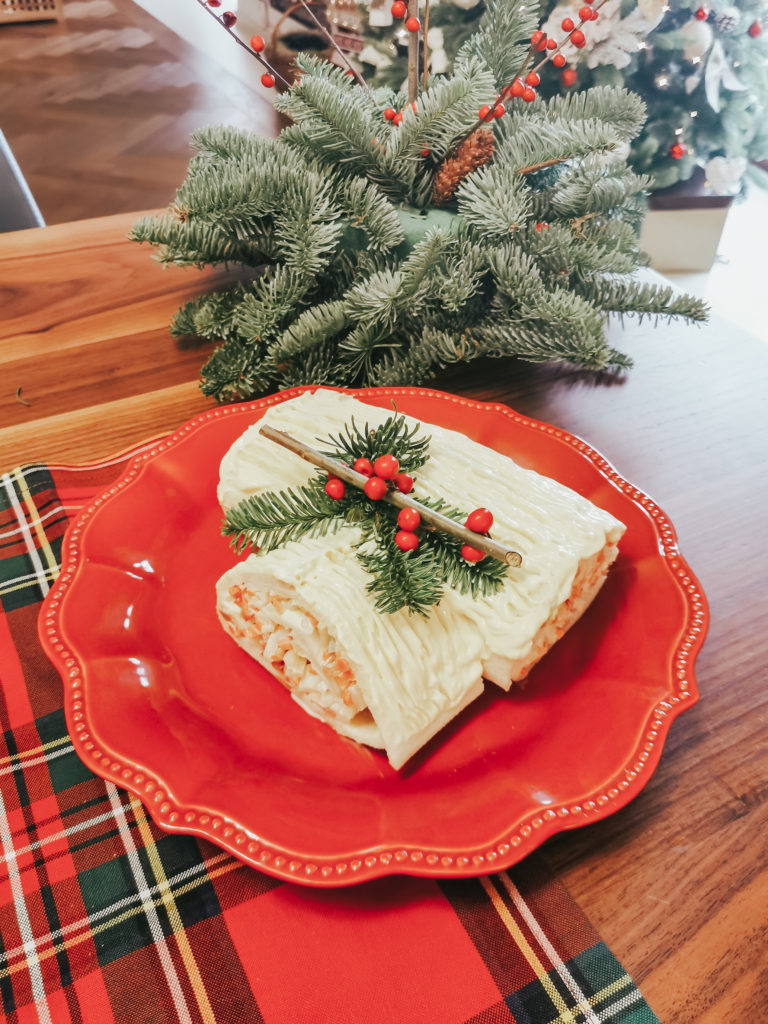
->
<box><xmin>504</xmin><ymin>942</ymin><xmax>658</xmax><ymax>1023</ymax></box>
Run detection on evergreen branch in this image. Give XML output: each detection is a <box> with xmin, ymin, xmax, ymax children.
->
<box><xmin>278</xmin><ymin>340</ymin><xmax>352</xmax><ymax>388</ymax></box>
<box><xmin>200</xmin><ymin>334</ymin><xmax>277</xmax><ymax>402</ymax></box>
<box><xmin>236</xmin><ymin>265</ymin><xmax>315</xmax><ymax>343</ymax></box>
<box><xmin>274</xmin><ymin>57</ymin><xmax>400</xmax><ymax>196</ymax></box>
<box><xmin>495</xmin><ymin>115</ymin><xmax>622</xmax><ymax>176</ymax></box>
<box><xmin>463</xmin><ymin>315</ymin><xmax>615</xmax><ymax>369</ymax></box>
<box><xmin>129</xmin><ymin>215</ymin><xmax>273</xmax><ymax>268</ymax></box>
<box><xmin>371</xmin><ymin>327</ymin><xmax>460</xmax><ymax>386</ymax></box>
<box><xmin>330</xmin><ymin>175</ymin><xmax>405</xmax><ymax>253</ymax></box>
<box><xmin>456</xmin><ymin>163</ymin><xmax>531</xmax><ymax>239</ymax></box>
<box><xmin>171</xmin><ymin>285</ymin><xmax>248</xmax><ymax>342</ymax></box>
<box><xmin>269</xmin><ymin>299</ymin><xmax>350</xmax><ymax>361</ymax></box>
<box><xmin>319</xmin><ymin>413</ymin><xmax>431</xmax><ymax>473</ymax></box>
<box><xmin>540</xmin><ymin>87</ymin><xmax>647</xmax><ymax>143</ymax></box>
<box><xmin>222</xmin><ymin>482</ymin><xmax>349</xmax><ymax>553</ymax></box>
<box><xmin>358</xmin><ymin>524</ymin><xmax>444</xmax><ymax>617</ymax></box>
<box><xmin>455</xmin><ymin>0</ymin><xmax>538</xmax><ymax>91</ymax></box>
<box><xmin>188</xmin><ymin>124</ymin><xmax>284</xmax><ymax>165</ymax></box>
<box><xmin>581</xmin><ymin>278</ymin><xmax>710</xmax><ymax>322</ymax></box>
<box><xmin>385</xmin><ymin>59</ymin><xmax>497</xmax><ymax>203</ymax></box>
<box><xmin>428</xmin><ymin>529</ymin><xmax>510</xmax><ymax>598</ymax></box>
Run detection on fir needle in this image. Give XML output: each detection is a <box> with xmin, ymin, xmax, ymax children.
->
<box><xmin>259</xmin><ymin>423</ymin><xmax>523</xmax><ymax>568</ymax></box>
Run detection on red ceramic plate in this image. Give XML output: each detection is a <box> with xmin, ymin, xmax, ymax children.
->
<box><xmin>39</xmin><ymin>387</ymin><xmax>706</xmax><ymax>886</ymax></box>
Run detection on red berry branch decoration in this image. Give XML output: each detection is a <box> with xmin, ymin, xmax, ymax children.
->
<box><xmin>258</xmin><ymin>423</ymin><xmax>523</xmax><ymax>567</ymax></box>
<box><xmin>467</xmin><ymin>0</ymin><xmax>608</xmax><ymax>131</ymax></box>
<box><xmin>192</xmin><ymin>0</ymin><xmax>291</xmax><ymax>88</ymax></box>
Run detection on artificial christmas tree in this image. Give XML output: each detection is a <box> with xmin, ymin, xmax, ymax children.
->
<box><xmin>130</xmin><ymin>0</ymin><xmax>707</xmax><ymax>403</ymax></box>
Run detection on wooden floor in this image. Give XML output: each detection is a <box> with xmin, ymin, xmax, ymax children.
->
<box><xmin>0</xmin><ymin>0</ymin><xmax>282</xmax><ymax>224</ymax></box>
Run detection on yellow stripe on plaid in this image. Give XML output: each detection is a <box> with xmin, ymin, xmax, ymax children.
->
<box><xmin>480</xmin><ymin>875</ymin><xmax>580</xmax><ymax>1024</ymax></box>
<box><xmin>132</xmin><ymin>802</ymin><xmax>217</xmax><ymax>1024</ymax></box>
<box><xmin>0</xmin><ymin>734</ymin><xmax>71</xmax><ymax>769</ymax></box>
<box><xmin>12</xmin><ymin>468</ymin><xmax>61</xmax><ymax>584</ymax></box>
<box><xmin>0</xmin><ymin>567</ymin><xmax>59</xmax><ymax>599</ymax></box>
<box><xmin>0</xmin><ymin>854</ymin><xmax>242</xmax><ymax>981</ymax></box>
<box><xmin>546</xmin><ymin>974</ymin><xmax>636</xmax><ymax>1024</ymax></box>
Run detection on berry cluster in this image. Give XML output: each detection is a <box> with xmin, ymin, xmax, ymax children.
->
<box><xmin>324</xmin><ymin>453</ymin><xmax>494</xmax><ymax>563</ymax></box>
<box><xmin>324</xmin><ymin>452</ymin><xmax>413</xmax><ymax>503</ymax></box>
<box><xmin>473</xmin><ymin>0</ymin><xmax>600</xmax><ymax>123</ymax></box>
<box><xmin>390</xmin><ymin>1</ymin><xmax>421</xmax><ymax>34</ymax></box>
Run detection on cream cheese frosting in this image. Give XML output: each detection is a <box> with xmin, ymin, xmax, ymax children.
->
<box><xmin>216</xmin><ymin>389</ymin><xmax>626</xmax><ymax>769</ymax></box>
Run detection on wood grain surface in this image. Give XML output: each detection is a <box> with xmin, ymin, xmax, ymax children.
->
<box><xmin>1</xmin><ymin>214</ymin><xmax>767</xmax><ymax>1022</ymax></box>
<box><xmin>0</xmin><ymin>0</ymin><xmax>281</xmax><ymax>224</ymax></box>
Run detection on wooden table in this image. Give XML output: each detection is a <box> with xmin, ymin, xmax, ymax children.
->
<box><xmin>2</xmin><ymin>213</ymin><xmax>767</xmax><ymax>1022</ymax></box>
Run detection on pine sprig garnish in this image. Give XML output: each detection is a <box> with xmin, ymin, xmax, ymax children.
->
<box><xmin>222</xmin><ymin>412</ymin><xmax>516</xmax><ymax>615</ymax></box>
<box><xmin>414</xmin><ymin>496</ymin><xmax>510</xmax><ymax>598</ymax></box>
<box><xmin>320</xmin><ymin>412</ymin><xmax>430</xmax><ymax>474</ymax></box>
<box><xmin>222</xmin><ymin>482</ymin><xmax>352</xmax><ymax>553</ymax></box>
<box><xmin>358</xmin><ymin>520</ymin><xmax>444</xmax><ymax>617</ymax></box>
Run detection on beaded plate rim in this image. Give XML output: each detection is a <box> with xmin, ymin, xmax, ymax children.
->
<box><xmin>39</xmin><ymin>386</ymin><xmax>707</xmax><ymax>886</ymax></box>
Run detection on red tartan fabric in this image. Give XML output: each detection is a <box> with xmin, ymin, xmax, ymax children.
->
<box><xmin>0</xmin><ymin>450</ymin><xmax>659</xmax><ymax>1024</ymax></box>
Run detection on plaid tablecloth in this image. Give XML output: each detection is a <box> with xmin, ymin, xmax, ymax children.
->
<box><xmin>0</xmin><ymin>451</ymin><xmax>660</xmax><ymax>1024</ymax></box>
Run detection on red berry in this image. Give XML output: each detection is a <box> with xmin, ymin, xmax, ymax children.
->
<box><xmin>546</xmin><ymin>38</ymin><xmax>557</xmax><ymax>49</ymax></box>
<box><xmin>465</xmin><ymin>507</ymin><xmax>494</xmax><ymax>533</ymax></box>
<box><xmin>207</xmin><ymin>0</ymin><xmax>221</xmax><ymax>5</ymax></box>
<box><xmin>525</xmin><ymin>71</ymin><xmax>540</xmax><ymax>87</ymax></box>
<box><xmin>536</xmin><ymin>36</ymin><xmax>548</xmax><ymax>50</ymax></box>
<box><xmin>397</xmin><ymin>507</ymin><xmax>420</xmax><ymax>531</ymax></box>
<box><xmin>395</xmin><ymin>530</ymin><xmax>419</xmax><ymax>552</ymax></box>
<box><xmin>522</xmin><ymin>87</ymin><xmax>537</xmax><ymax>102</ymax></box>
<box><xmin>669</xmin><ymin>143</ymin><xmax>686</xmax><ymax>160</ymax></box>
<box><xmin>394</xmin><ymin>472</ymin><xmax>413</xmax><ymax>494</ymax></box>
<box><xmin>570</xmin><ymin>28</ymin><xmax>586</xmax><ymax>46</ymax></box>
<box><xmin>695</xmin><ymin>6</ymin><xmax>708</xmax><ymax>19</ymax></box>
<box><xmin>530</xmin><ymin>30</ymin><xmax>544</xmax><ymax>46</ymax></box>
<box><xmin>383</xmin><ymin>107</ymin><xmax>396</xmax><ymax>120</ymax></box>
<box><xmin>561</xmin><ymin>16</ymin><xmax>574</xmax><ymax>30</ymax></box>
<box><xmin>510</xmin><ymin>78</ymin><xmax>525</xmax><ymax>97</ymax></box>
<box><xmin>561</xmin><ymin>67</ymin><xmax>577</xmax><ymax>87</ymax></box>
<box><xmin>748</xmin><ymin>20</ymin><xmax>762</xmax><ymax>36</ymax></box>
<box><xmin>353</xmin><ymin>456</ymin><xmax>375</xmax><ymax>477</ymax></box>
<box><xmin>405</xmin><ymin>15</ymin><xmax>420</xmax><ymax>31</ymax></box>
<box><xmin>250</xmin><ymin>34</ymin><xmax>265</xmax><ymax>51</ymax></box>
<box><xmin>325</xmin><ymin>476</ymin><xmax>345</xmax><ymax>500</ymax></box>
<box><xmin>364</xmin><ymin>476</ymin><xmax>388</xmax><ymax>501</ymax></box>
<box><xmin>397</xmin><ymin>507</ymin><xmax>421</xmax><ymax>531</ymax></box>
<box><xmin>461</xmin><ymin>544</ymin><xmax>486</xmax><ymax>563</ymax></box>
<box><xmin>221</xmin><ymin>10</ymin><xmax>237</xmax><ymax>27</ymax></box>
<box><xmin>492</xmin><ymin>102</ymin><xmax>506</xmax><ymax>118</ymax></box>
<box><xmin>373</xmin><ymin>454</ymin><xmax>399</xmax><ymax>480</ymax></box>
<box><xmin>553</xmin><ymin>52</ymin><xmax>566</xmax><ymax>67</ymax></box>
<box><xmin>478</xmin><ymin>104</ymin><xmax>492</xmax><ymax>121</ymax></box>
<box><xmin>393</xmin><ymin>112</ymin><xmax>403</xmax><ymax>125</ymax></box>
<box><xmin>391</xmin><ymin>0</ymin><xmax>407</xmax><ymax>15</ymax></box>
<box><xmin>261</xmin><ymin>72</ymin><xmax>275</xmax><ymax>88</ymax></box>
<box><xmin>421</xmin><ymin>148</ymin><xmax>431</xmax><ymax>157</ymax></box>
<box><xmin>579</xmin><ymin>5</ymin><xmax>592</xmax><ymax>19</ymax></box>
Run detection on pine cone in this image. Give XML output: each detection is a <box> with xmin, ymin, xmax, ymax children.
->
<box><xmin>432</xmin><ymin>129</ymin><xmax>495</xmax><ymax>206</ymax></box>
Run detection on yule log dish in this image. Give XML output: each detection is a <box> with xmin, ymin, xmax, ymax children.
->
<box><xmin>216</xmin><ymin>390</ymin><xmax>625</xmax><ymax>770</ymax></box>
